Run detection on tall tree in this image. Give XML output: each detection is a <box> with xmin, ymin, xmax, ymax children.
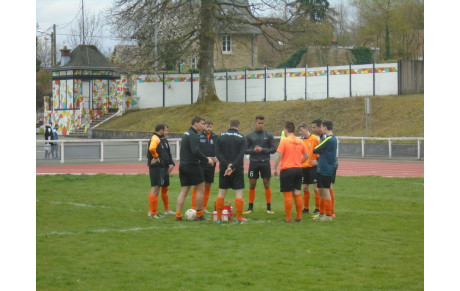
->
<box><xmin>333</xmin><ymin>0</ymin><xmax>353</xmax><ymax>45</ymax></box>
<box><xmin>109</xmin><ymin>0</ymin><xmax>333</xmax><ymax>103</ymax></box>
<box><xmin>294</xmin><ymin>0</ymin><xmax>330</xmax><ymax>22</ymax></box>
<box><xmin>351</xmin><ymin>0</ymin><xmax>423</xmax><ymax>61</ymax></box>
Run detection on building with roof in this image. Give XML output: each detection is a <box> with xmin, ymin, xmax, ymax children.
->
<box><xmin>44</xmin><ymin>45</ymin><xmax>131</xmax><ymax>135</ymax></box>
<box><xmin>213</xmin><ymin>0</ymin><xmax>262</xmax><ymax>69</ymax></box>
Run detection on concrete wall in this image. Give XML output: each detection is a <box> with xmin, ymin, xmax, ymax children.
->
<box><xmin>133</xmin><ymin>62</ymin><xmax>399</xmax><ymax>109</ymax></box>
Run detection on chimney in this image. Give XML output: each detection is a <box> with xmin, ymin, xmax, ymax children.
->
<box><xmin>60</xmin><ymin>46</ymin><xmax>71</xmax><ymax>66</ymax></box>
<box><xmin>330</xmin><ymin>38</ymin><xmax>338</xmax><ymax>48</ymax></box>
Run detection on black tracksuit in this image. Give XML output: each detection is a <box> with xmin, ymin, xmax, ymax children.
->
<box><xmin>216</xmin><ymin>128</ymin><xmax>247</xmax><ymax>171</ymax></box>
<box><xmin>198</xmin><ymin>131</ymin><xmax>218</xmax><ymax>165</ymax></box>
<box><xmin>180</xmin><ymin>127</ymin><xmax>208</xmax><ymax>167</ymax></box>
<box><xmin>245</xmin><ymin>130</ymin><xmax>276</xmax><ymax>163</ymax></box>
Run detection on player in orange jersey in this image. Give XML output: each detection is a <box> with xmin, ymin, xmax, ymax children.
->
<box><xmin>273</xmin><ymin>122</ymin><xmax>309</xmax><ymax>222</ymax></box>
<box><xmin>298</xmin><ymin>122</ymin><xmax>320</xmax><ymax>215</ymax></box>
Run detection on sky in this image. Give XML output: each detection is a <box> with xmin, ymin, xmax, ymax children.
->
<box><xmin>36</xmin><ymin>0</ymin><xmax>116</xmax><ymax>54</ymax></box>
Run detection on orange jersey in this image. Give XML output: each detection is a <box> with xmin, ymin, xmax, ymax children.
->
<box><xmin>277</xmin><ymin>135</ymin><xmax>308</xmax><ymax>171</ymax></box>
<box><xmin>149</xmin><ymin>134</ymin><xmax>161</xmax><ymax>158</ymax></box>
<box><xmin>301</xmin><ymin>134</ymin><xmax>320</xmax><ymax>168</ymax></box>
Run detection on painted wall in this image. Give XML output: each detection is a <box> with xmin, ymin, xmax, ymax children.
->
<box><xmin>133</xmin><ymin>63</ymin><xmax>398</xmax><ymax>108</ymax></box>
<box><xmin>42</xmin><ymin>73</ymin><xmax>131</xmax><ymax>135</ymax></box>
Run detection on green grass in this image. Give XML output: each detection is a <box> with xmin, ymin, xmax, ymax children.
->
<box><xmin>37</xmin><ymin>174</ymin><xmax>424</xmax><ymax>290</ymax></box>
<box><xmin>98</xmin><ymin>94</ymin><xmax>424</xmax><ymax>138</ymax></box>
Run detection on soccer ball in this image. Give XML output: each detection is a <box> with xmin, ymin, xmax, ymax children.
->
<box><xmin>184</xmin><ymin>209</ymin><xmax>196</xmax><ymax>221</ymax></box>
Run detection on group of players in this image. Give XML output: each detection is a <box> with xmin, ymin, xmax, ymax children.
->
<box><xmin>147</xmin><ymin>115</ymin><xmax>338</xmax><ymax>224</ymax></box>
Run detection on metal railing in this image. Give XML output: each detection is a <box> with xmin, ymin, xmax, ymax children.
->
<box><xmin>36</xmin><ymin>136</ymin><xmax>423</xmax><ymax>164</ymax></box>
<box><xmin>335</xmin><ymin>136</ymin><xmax>424</xmax><ymax>160</ymax></box>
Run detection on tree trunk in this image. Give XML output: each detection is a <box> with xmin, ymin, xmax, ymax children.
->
<box><xmin>196</xmin><ymin>1</ymin><xmax>220</xmax><ymax>104</ymax></box>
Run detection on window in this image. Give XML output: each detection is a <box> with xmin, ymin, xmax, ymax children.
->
<box><xmin>222</xmin><ymin>35</ymin><xmax>232</xmax><ymax>53</ymax></box>
<box><xmin>191</xmin><ymin>57</ymin><xmax>197</xmax><ymax>69</ymax></box>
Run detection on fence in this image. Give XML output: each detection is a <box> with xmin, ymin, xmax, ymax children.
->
<box><xmin>36</xmin><ymin>136</ymin><xmax>423</xmax><ymax>164</ymax></box>
<box><xmin>132</xmin><ymin>63</ymin><xmax>399</xmax><ymax>109</ymax></box>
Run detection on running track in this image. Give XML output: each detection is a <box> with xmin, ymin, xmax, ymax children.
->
<box><xmin>36</xmin><ymin>160</ymin><xmax>423</xmax><ymax>178</ymax></box>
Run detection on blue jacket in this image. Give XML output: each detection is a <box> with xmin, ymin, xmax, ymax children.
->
<box><xmin>313</xmin><ymin>134</ymin><xmax>337</xmax><ymax>176</ymax></box>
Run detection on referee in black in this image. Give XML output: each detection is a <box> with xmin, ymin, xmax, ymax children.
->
<box><xmin>175</xmin><ymin>116</ymin><xmax>215</xmax><ymax>221</ymax></box>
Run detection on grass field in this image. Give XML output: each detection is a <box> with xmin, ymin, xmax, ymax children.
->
<box><xmin>36</xmin><ymin>174</ymin><xmax>424</xmax><ymax>290</ymax></box>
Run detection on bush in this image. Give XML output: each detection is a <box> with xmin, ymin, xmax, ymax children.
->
<box><xmin>351</xmin><ymin>46</ymin><xmax>373</xmax><ymax>64</ymax></box>
<box><xmin>277</xmin><ymin>47</ymin><xmax>308</xmax><ymax>68</ymax></box>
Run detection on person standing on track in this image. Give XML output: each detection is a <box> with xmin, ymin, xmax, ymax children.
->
<box><xmin>175</xmin><ymin>116</ymin><xmax>215</xmax><ymax>221</ymax></box>
<box><xmin>215</xmin><ymin>119</ymin><xmax>247</xmax><ymax>224</ymax></box>
<box><xmin>273</xmin><ymin>121</ymin><xmax>308</xmax><ymax>223</ymax></box>
<box><xmin>312</xmin><ymin>120</ymin><xmax>337</xmax><ymax>221</ymax></box>
<box><xmin>244</xmin><ymin>115</ymin><xmax>277</xmax><ymax>214</ymax></box>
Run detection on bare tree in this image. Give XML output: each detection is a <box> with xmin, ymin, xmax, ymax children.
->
<box><xmin>109</xmin><ymin>0</ymin><xmax>333</xmax><ymax>104</ymax></box>
<box><xmin>333</xmin><ymin>0</ymin><xmax>353</xmax><ymax>45</ymax></box>
<box><xmin>36</xmin><ymin>36</ymin><xmax>52</xmax><ymax>68</ymax></box>
<box><xmin>67</xmin><ymin>8</ymin><xmax>107</xmax><ymax>51</ymax></box>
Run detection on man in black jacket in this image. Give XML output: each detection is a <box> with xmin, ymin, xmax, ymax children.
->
<box><xmin>244</xmin><ymin>116</ymin><xmax>277</xmax><ymax>214</ymax></box>
<box><xmin>215</xmin><ymin>119</ymin><xmax>247</xmax><ymax>224</ymax></box>
<box><xmin>147</xmin><ymin>123</ymin><xmax>175</xmax><ymax>219</ymax></box>
<box><xmin>191</xmin><ymin>120</ymin><xmax>218</xmax><ymax>213</ymax></box>
<box><xmin>175</xmin><ymin>116</ymin><xmax>215</xmax><ymax>221</ymax></box>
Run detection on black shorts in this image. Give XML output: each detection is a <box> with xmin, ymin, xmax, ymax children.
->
<box><xmin>301</xmin><ymin>166</ymin><xmax>317</xmax><ymax>185</ymax></box>
<box><xmin>200</xmin><ymin>164</ymin><xmax>216</xmax><ymax>184</ymax></box>
<box><xmin>331</xmin><ymin>164</ymin><xmax>338</xmax><ymax>184</ymax></box>
<box><xmin>219</xmin><ymin>168</ymin><xmax>245</xmax><ymax>190</ymax></box>
<box><xmin>248</xmin><ymin>161</ymin><xmax>271</xmax><ymax>179</ymax></box>
<box><xmin>316</xmin><ymin>173</ymin><xmax>333</xmax><ymax>189</ymax></box>
<box><xmin>179</xmin><ymin>164</ymin><xmax>204</xmax><ymax>187</ymax></box>
<box><xmin>279</xmin><ymin>168</ymin><xmax>302</xmax><ymax>192</ymax></box>
<box><xmin>149</xmin><ymin>167</ymin><xmax>166</xmax><ymax>187</ymax></box>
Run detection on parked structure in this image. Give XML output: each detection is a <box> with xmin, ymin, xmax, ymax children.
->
<box><xmin>44</xmin><ymin>45</ymin><xmax>130</xmax><ymax>135</ymax></box>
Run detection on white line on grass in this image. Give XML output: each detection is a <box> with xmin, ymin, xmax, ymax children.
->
<box><xmin>37</xmin><ymin>199</ymin><xmax>142</xmax><ymax>212</ymax></box>
<box><xmin>38</xmin><ymin>224</ymin><xmax>195</xmax><ymax>236</ymax></box>
<box><xmin>37</xmin><ymin>220</ymin><xmax>272</xmax><ymax>237</ymax></box>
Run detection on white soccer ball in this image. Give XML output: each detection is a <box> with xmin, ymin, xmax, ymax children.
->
<box><xmin>184</xmin><ymin>209</ymin><xmax>196</xmax><ymax>221</ymax></box>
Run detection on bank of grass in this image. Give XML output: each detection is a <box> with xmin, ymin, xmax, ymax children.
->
<box><xmin>37</xmin><ymin>174</ymin><xmax>424</xmax><ymax>290</ymax></box>
<box><xmin>99</xmin><ymin>94</ymin><xmax>424</xmax><ymax>137</ymax></box>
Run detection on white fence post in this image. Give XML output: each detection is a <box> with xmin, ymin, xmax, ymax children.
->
<box><xmin>176</xmin><ymin>139</ymin><xmax>180</xmax><ymax>161</ymax></box>
<box><xmin>60</xmin><ymin>141</ymin><xmax>64</xmax><ymax>163</ymax></box>
<box><xmin>336</xmin><ymin>138</ymin><xmax>340</xmax><ymax>157</ymax></box>
<box><xmin>139</xmin><ymin>141</ymin><xmax>143</xmax><ymax>161</ymax></box>
<box><xmin>388</xmin><ymin>139</ymin><xmax>392</xmax><ymax>159</ymax></box>
<box><xmin>417</xmin><ymin>138</ymin><xmax>421</xmax><ymax>160</ymax></box>
<box><xmin>100</xmin><ymin>141</ymin><xmax>104</xmax><ymax>162</ymax></box>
